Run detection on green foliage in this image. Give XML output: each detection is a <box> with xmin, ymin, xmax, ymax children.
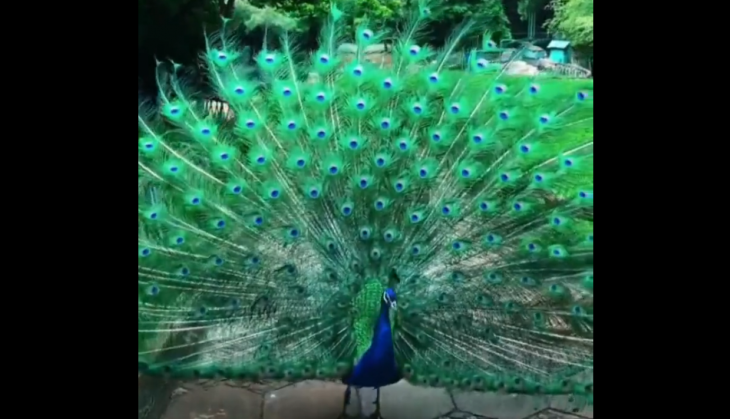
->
<box><xmin>546</xmin><ymin>0</ymin><xmax>593</xmax><ymax>47</ymax></box>
<box><xmin>430</xmin><ymin>0</ymin><xmax>512</xmax><ymax>41</ymax></box>
<box><xmin>233</xmin><ymin>0</ymin><xmax>300</xmax><ymax>32</ymax></box>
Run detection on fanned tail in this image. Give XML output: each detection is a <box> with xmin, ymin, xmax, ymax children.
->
<box><xmin>138</xmin><ymin>0</ymin><xmax>593</xmax><ymax>401</ymax></box>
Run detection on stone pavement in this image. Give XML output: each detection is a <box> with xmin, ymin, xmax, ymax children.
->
<box><xmin>145</xmin><ymin>379</ymin><xmax>593</xmax><ymax>419</ymax></box>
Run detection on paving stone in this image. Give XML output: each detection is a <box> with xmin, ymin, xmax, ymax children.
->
<box><xmin>452</xmin><ymin>392</ymin><xmax>592</xmax><ymax>419</ymax></box>
<box><xmin>155</xmin><ymin>379</ymin><xmax>592</xmax><ymax>419</ymax></box>
<box><xmin>263</xmin><ymin>380</ymin><xmax>361</xmax><ymax>419</ymax></box>
<box><xmin>379</xmin><ymin>380</ymin><xmax>455</xmax><ymax>419</ymax></box>
<box><xmin>161</xmin><ymin>383</ymin><xmax>261</xmax><ymax>419</ymax></box>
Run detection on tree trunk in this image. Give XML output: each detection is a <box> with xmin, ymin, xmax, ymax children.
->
<box><xmin>219</xmin><ymin>0</ymin><xmax>237</xmax><ymax>18</ymax></box>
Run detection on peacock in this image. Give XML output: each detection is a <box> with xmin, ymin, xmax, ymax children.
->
<box><xmin>138</xmin><ymin>1</ymin><xmax>593</xmax><ymax>418</ymax></box>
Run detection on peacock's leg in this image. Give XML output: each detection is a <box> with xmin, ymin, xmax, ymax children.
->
<box><xmin>368</xmin><ymin>387</ymin><xmax>383</xmax><ymax>419</ymax></box>
<box><xmin>337</xmin><ymin>385</ymin><xmax>351</xmax><ymax>419</ymax></box>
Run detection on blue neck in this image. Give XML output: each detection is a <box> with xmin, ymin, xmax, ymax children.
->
<box><xmin>373</xmin><ymin>302</ymin><xmax>392</xmax><ymax>342</ymax></box>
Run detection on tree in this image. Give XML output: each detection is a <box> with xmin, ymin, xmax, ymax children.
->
<box><xmin>546</xmin><ymin>0</ymin><xmax>593</xmax><ymax>47</ymax></box>
<box><xmin>418</xmin><ymin>0</ymin><xmax>511</xmax><ymax>46</ymax></box>
<box><xmin>517</xmin><ymin>0</ymin><xmax>548</xmax><ymax>40</ymax></box>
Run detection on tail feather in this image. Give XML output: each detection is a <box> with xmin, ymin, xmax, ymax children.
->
<box><xmin>138</xmin><ymin>0</ymin><xmax>593</xmax><ymax>398</ymax></box>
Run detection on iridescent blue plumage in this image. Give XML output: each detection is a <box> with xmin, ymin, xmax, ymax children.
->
<box><xmin>341</xmin><ymin>288</ymin><xmax>400</xmax><ymax>418</ymax></box>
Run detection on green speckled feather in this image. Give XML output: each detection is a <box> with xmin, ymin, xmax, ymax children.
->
<box><xmin>138</xmin><ymin>0</ymin><xmax>593</xmax><ymax>403</ymax></box>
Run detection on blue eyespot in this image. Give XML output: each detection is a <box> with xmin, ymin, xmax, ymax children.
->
<box><xmin>528</xmin><ymin>243</ymin><xmax>536</xmax><ymax>251</ymax></box>
<box><xmin>375</xmin><ymin>200</ymin><xmax>384</xmax><ymax>210</ymax></box>
<box><xmin>461</xmin><ymin>169</ymin><xmax>470</xmax><ymax>178</ymax></box>
<box><xmin>254</xmin><ymin>216</ymin><xmax>263</xmax><ymax>225</ymax></box>
<box><xmin>234</xmin><ymin>87</ymin><xmax>244</xmax><ymax>95</ymax></box>
<box><xmin>513</xmin><ymin>203</ymin><xmax>522</xmax><ymax>211</ymax></box>
<box><xmin>215</xmin><ymin>257</ymin><xmax>224</xmax><ymax>265</ymax></box>
<box><xmin>519</xmin><ymin>145</ymin><xmax>529</xmax><ymax>153</ymax></box>
<box><xmin>534</xmin><ymin>174</ymin><xmax>543</xmax><ymax>182</ymax></box>
<box><xmin>149</xmin><ymin>285</ymin><xmax>160</xmax><ymax>295</ymax></box>
<box><xmin>317</xmin><ymin>130</ymin><xmax>326</xmax><ymax>138</ymax></box>
<box><xmin>452</xmin><ymin>241</ymin><xmax>462</xmax><ymax>250</ymax></box>
<box><xmin>296</xmin><ymin>159</ymin><xmax>305</xmax><ymax>167</ymax></box>
<box><xmin>141</xmin><ymin>248</ymin><xmax>151</xmax><ymax>256</ymax></box>
<box><xmin>498</xmin><ymin>111</ymin><xmax>509</xmax><ymax>120</ymax></box>
<box><xmin>399</xmin><ymin>141</ymin><xmax>407</xmax><ymax>150</ymax></box>
<box><xmin>552</xmin><ymin>217</ymin><xmax>561</xmax><ymax>225</ymax></box>
<box><xmin>256</xmin><ymin>156</ymin><xmax>266</xmax><ymax>164</ymax></box>
<box><xmin>149</xmin><ymin>212</ymin><xmax>158</xmax><ymax>219</ymax></box>
<box><xmin>359</xmin><ymin>179</ymin><xmax>368</xmax><ymax>188</ymax></box>
<box><xmin>270</xmin><ymin>190</ymin><xmax>280</xmax><ymax>198</ymax></box>
<box><xmin>419</xmin><ymin>169</ymin><xmax>427</xmax><ymax>178</ymax></box>
<box><xmin>342</xmin><ymin>206</ymin><xmax>352</xmax><ymax>215</ymax></box>
<box><xmin>175</xmin><ymin>237</ymin><xmax>184</xmax><ymax>244</ymax></box>
<box><xmin>283</xmin><ymin>88</ymin><xmax>292</xmax><ymax>96</ymax></box>
<box><xmin>564</xmin><ymin>159</ymin><xmax>573</xmax><ymax>167</ymax></box>
<box><xmin>329</xmin><ymin>166</ymin><xmax>339</xmax><ymax>174</ymax></box>
<box><xmin>432</xmin><ymin>132</ymin><xmax>441</xmax><ymax>142</ymax></box>
<box><xmin>169</xmin><ymin>166</ymin><xmax>179</xmax><ymax>173</ymax></box>
<box><xmin>494</xmin><ymin>85</ymin><xmax>506</xmax><ymax>94</ymax></box>
<box><xmin>319</xmin><ymin>54</ymin><xmax>330</xmax><ymax>64</ymax></box>
<box><xmin>290</xmin><ymin>229</ymin><xmax>299</xmax><ymax>237</ymax></box>
<box><xmin>170</xmin><ymin>108</ymin><xmax>180</xmax><ymax>115</ymax></box>
<box><xmin>216</xmin><ymin>220</ymin><xmax>226</xmax><ymax>228</ymax></box>
<box><xmin>411</xmin><ymin>214</ymin><xmax>420</xmax><ymax>222</ymax></box>
<box><xmin>376</xmin><ymin>158</ymin><xmax>385</xmax><ymax>167</ymax></box>
<box><xmin>500</xmin><ymin>173</ymin><xmax>509</xmax><ymax>182</ymax></box>
<box><xmin>413</xmin><ymin>105</ymin><xmax>422</xmax><ymax>114</ymax></box>
<box><xmin>395</xmin><ymin>182</ymin><xmax>403</xmax><ymax>191</ymax></box>
<box><xmin>316</xmin><ymin>93</ymin><xmax>326</xmax><ymax>102</ymax></box>
<box><xmin>232</xmin><ymin>185</ymin><xmax>242</xmax><ymax>193</ymax></box>
<box><xmin>383</xmin><ymin>78</ymin><xmax>393</xmax><ymax>89</ymax></box>
<box><xmin>201</xmin><ymin>128</ymin><xmax>211</xmax><ymax>135</ymax></box>
<box><xmin>287</xmin><ymin>121</ymin><xmax>297</xmax><ymax>130</ymax></box>
<box><xmin>442</xmin><ymin>206</ymin><xmax>450</xmax><ymax>214</ymax></box>
<box><xmin>246</xmin><ymin>121</ymin><xmax>255</xmax><ymax>128</ymax></box>
<box><xmin>181</xmin><ymin>267</ymin><xmax>190</xmax><ymax>275</ymax></box>
<box><xmin>380</xmin><ymin>120</ymin><xmax>390</xmax><ymax>129</ymax></box>
<box><xmin>144</xmin><ymin>142</ymin><xmax>154</xmax><ymax>149</ymax></box>
<box><xmin>191</xmin><ymin>197</ymin><xmax>200</xmax><ymax>205</ymax></box>
<box><xmin>479</xmin><ymin>202</ymin><xmax>488</xmax><ymax>210</ymax></box>
<box><xmin>310</xmin><ymin>189</ymin><xmax>319</xmax><ymax>198</ymax></box>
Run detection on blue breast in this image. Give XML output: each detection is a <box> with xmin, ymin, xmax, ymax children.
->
<box><xmin>345</xmin><ymin>303</ymin><xmax>401</xmax><ymax>388</ymax></box>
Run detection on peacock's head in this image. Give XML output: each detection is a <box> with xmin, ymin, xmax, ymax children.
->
<box><xmin>383</xmin><ymin>288</ymin><xmax>398</xmax><ymax>311</ymax></box>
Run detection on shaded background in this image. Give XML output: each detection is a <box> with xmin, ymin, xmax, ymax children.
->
<box><xmin>138</xmin><ymin>0</ymin><xmax>593</xmax><ymax>96</ymax></box>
